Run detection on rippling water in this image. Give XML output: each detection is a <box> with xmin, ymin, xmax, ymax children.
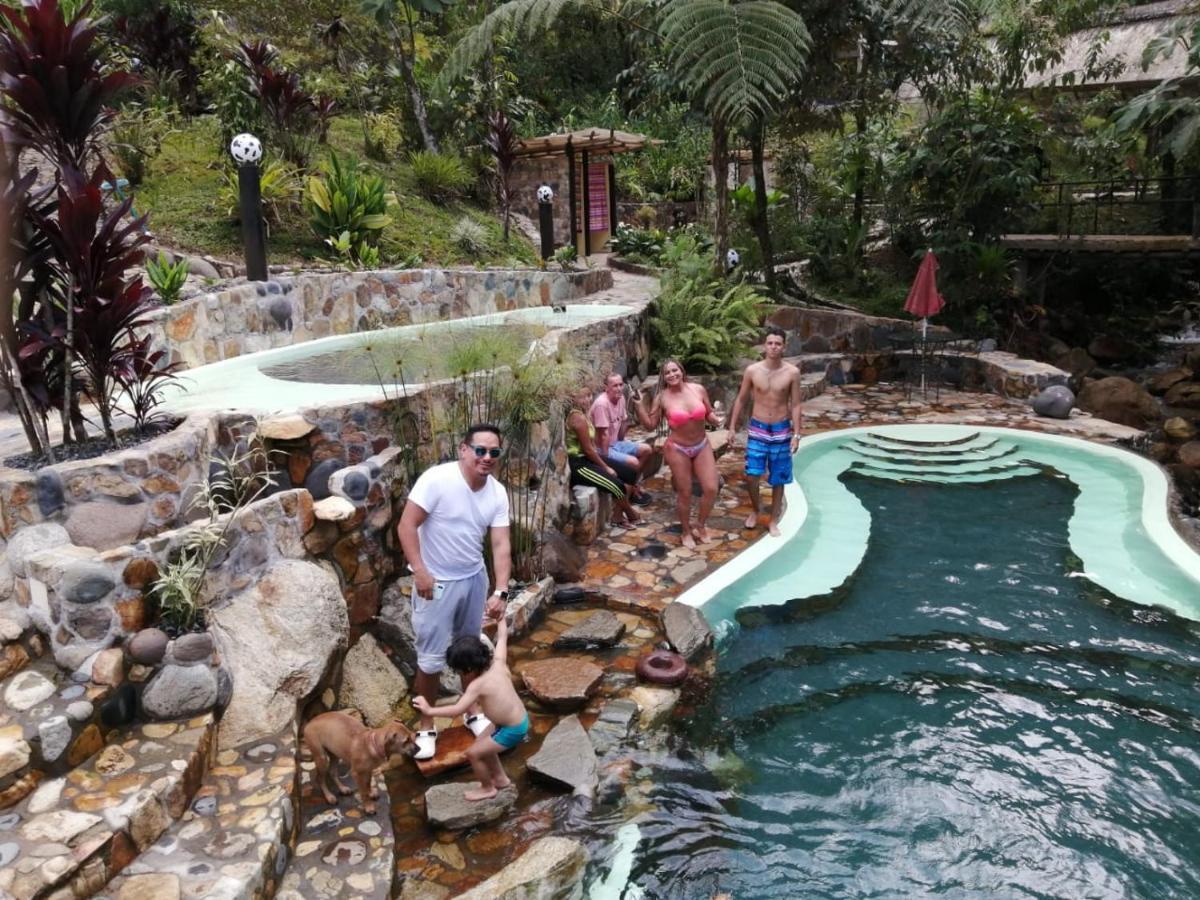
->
<box><xmin>600</xmin><ymin>473</ymin><xmax>1200</xmax><ymax>899</ymax></box>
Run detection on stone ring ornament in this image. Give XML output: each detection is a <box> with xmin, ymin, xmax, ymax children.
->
<box><xmin>635</xmin><ymin>649</ymin><xmax>688</xmax><ymax>686</ymax></box>
<box><xmin>230</xmin><ymin>133</ymin><xmax>263</xmax><ymax>165</ymax></box>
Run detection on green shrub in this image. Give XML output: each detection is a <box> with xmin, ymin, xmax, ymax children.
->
<box><xmin>363</xmin><ymin>111</ymin><xmax>404</xmax><ymax>162</ymax></box>
<box><xmin>146</xmin><ymin>251</ymin><xmax>190</xmax><ymax>304</ymax></box>
<box><xmin>325</xmin><ymin>230</ymin><xmax>381</xmax><ymax>269</ymax></box>
<box><xmin>451</xmin><ymin>216</ymin><xmax>491</xmax><ymax>256</ymax></box>
<box><xmin>409</xmin><ymin>150</ymin><xmax>472</xmax><ymax>203</ymax></box>
<box><xmin>649</xmin><ymin>277</ymin><xmax>765</xmax><ymax>372</ymax></box>
<box><xmin>305</xmin><ymin>151</ymin><xmax>393</xmax><ymax>264</ymax></box>
<box><xmin>109</xmin><ymin>106</ymin><xmax>172</xmax><ymax>185</ymax></box>
<box><xmin>218</xmin><ymin>158</ymin><xmax>301</xmax><ymax>230</ymax></box>
<box><xmin>553</xmin><ymin>244</ymin><xmax>578</xmax><ymax>272</ymax></box>
<box><xmin>610</xmin><ymin>224</ymin><xmax>666</xmax><ymax>264</ymax></box>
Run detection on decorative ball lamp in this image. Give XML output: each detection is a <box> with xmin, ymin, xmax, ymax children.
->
<box><xmin>230</xmin><ymin>133</ymin><xmax>267</xmax><ymax>281</ymax></box>
<box><xmin>726</xmin><ymin>248</ymin><xmax>741</xmax><ymax>272</ymax></box>
<box><xmin>537</xmin><ymin>184</ymin><xmax>555</xmax><ymax>262</ymax></box>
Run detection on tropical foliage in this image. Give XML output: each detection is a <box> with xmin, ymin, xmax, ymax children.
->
<box><xmin>305</xmin><ymin>151</ymin><xmax>393</xmax><ymax>263</ymax></box>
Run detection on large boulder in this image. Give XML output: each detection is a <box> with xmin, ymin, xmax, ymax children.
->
<box><xmin>526</xmin><ymin>715</ymin><xmax>597</xmax><ymax>795</ymax></box>
<box><xmin>1165</xmin><ymin>417</ymin><xmax>1197</xmax><ymax>442</ymax></box>
<box><xmin>456</xmin><ymin>837</ymin><xmax>587</xmax><ymax>900</ymax></box>
<box><xmin>1087</xmin><ymin>334</ymin><xmax>1139</xmax><ymax>363</ymax></box>
<box><xmin>541</xmin><ymin>530</ymin><xmax>587</xmax><ymax>584</ymax></box>
<box><xmin>1031</xmin><ymin>385</ymin><xmax>1074</xmax><ymax>420</ymax></box>
<box><xmin>337</xmin><ymin>633</ymin><xmax>408</xmax><ymax>727</ymax></box>
<box><xmin>1165</xmin><ymin>381</ymin><xmax>1200</xmax><ymax>410</ymax></box>
<box><xmin>376</xmin><ymin>580</ymin><xmax>416</xmax><ymax>677</ymax></box>
<box><xmin>210</xmin><ymin>559</ymin><xmax>349</xmax><ymax>749</ymax></box>
<box><xmin>1179</xmin><ymin>441</ymin><xmax>1200</xmax><ymax>469</ymax></box>
<box><xmin>140</xmin><ymin>663</ymin><xmax>218</xmax><ymax>720</ymax></box>
<box><xmin>553</xmin><ymin>611</ymin><xmax>625</xmax><ymax>650</ymax></box>
<box><xmin>1053</xmin><ymin>347</ymin><xmax>1096</xmax><ymax>379</ymax></box>
<box><xmin>64</xmin><ymin>500</ymin><xmax>148</xmax><ymax>551</ymax></box>
<box><xmin>1076</xmin><ymin>377</ymin><xmax>1160</xmax><ymax>429</ymax></box>
<box><xmin>6</xmin><ymin>523</ymin><xmax>72</xmax><ymax>578</ymax></box>
<box><xmin>1150</xmin><ymin>368</ymin><xmax>1194</xmax><ymax>396</ymax></box>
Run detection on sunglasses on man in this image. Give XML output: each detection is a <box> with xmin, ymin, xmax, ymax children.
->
<box><xmin>469</xmin><ymin>445</ymin><xmax>503</xmax><ymax>459</ymax></box>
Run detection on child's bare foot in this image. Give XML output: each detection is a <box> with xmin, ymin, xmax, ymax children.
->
<box><xmin>768</xmin><ymin>521</ymin><xmax>781</xmax><ymax>537</ymax></box>
<box><xmin>464</xmin><ymin>784</ymin><xmax>498</xmax><ymax>802</ymax></box>
<box><xmin>493</xmin><ymin>774</ymin><xmax>512</xmax><ymax>789</ymax></box>
<box><xmin>694</xmin><ymin>525</ymin><xmax>711</xmax><ymax>544</ymax></box>
<box><xmin>681</xmin><ymin>531</ymin><xmax>697</xmax><ymax>550</ymax></box>
<box><xmin>743</xmin><ymin>512</ymin><xmax>758</xmax><ymax>529</ymax></box>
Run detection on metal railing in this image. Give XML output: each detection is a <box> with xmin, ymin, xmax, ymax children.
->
<box><xmin>1023</xmin><ymin>176</ymin><xmax>1200</xmax><ymax>239</ymax></box>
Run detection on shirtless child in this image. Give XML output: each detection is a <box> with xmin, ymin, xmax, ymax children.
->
<box><xmin>728</xmin><ymin>326</ymin><xmax>803</xmax><ymax>537</ymax></box>
<box><xmin>412</xmin><ymin>615</ymin><xmax>528</xmax><ymax>802</ymax></box>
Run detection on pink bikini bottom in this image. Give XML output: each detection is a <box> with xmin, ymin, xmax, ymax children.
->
<box><xmin>669</xmin><ymin>436</ymin><xmax>709</xmax><ymax>459</ymax></box>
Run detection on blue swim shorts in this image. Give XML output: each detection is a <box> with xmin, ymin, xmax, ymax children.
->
<box><xmin>744</xmin><ymin>418</ymin><xmax>794</xmax><ymax>487</ymax></box>
<box><xmin>491</xmin><ymin>713</ymin><xmax>530</xmax><ymax>750</ymax></box>
<box><xmin>606</xmin><ymin>439</ymin><xmax>643</xmax><ymax>469</ymax></box>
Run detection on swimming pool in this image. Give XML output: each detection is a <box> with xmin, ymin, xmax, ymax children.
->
<box><xmin>595</xmin><ymin>425</ymin><xmax>1200</xmax><ymax>898</ymax></box>
<box><xmin>161</xmin><ymin>303</ymin><xmax>631</xmax><ymax>414</ymax></box>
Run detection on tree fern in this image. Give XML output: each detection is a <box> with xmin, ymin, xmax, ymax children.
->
<box><xmin>658</xmin><ymin>0</ymin><xmax>811</xmax><ymax>125</ymax></box>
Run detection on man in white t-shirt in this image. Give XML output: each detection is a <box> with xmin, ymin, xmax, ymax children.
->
<box><xmin>589</xmin><ymin>373</ymin><xmax>652</xmax><ymax>504</ymax></box>
<box><xmin>397</xmin><ymin>424</ymin><xmax>512</xmax><ymax>760</ymax></box>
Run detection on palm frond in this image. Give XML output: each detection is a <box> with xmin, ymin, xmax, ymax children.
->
<box><xmin>659</xmin><ymin>0</ymin><xmax>811</xmax><ymax>125</ymax></box>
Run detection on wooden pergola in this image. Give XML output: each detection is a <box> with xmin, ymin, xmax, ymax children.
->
<box><xmin>514</xmin><ymin>128</ymin><xmax>661</xmax><ymax>256</ymax></box>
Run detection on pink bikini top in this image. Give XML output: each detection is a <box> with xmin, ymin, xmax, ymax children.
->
<box><xmin>666</xmin><ymin>404</ymin><xmax>707</xmax><ymax>428</ymax></box>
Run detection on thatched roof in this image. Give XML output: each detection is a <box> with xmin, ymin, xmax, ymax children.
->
<box><xmin>514</xmin><ymin>128</ymin><xmax>662</xmax><ymax>159</ymax></box>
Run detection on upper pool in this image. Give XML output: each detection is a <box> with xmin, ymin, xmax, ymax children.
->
<box><xmin>162</xmin><ymin>304</ymin><xmax>631</xmax><ymax>414</ymax></box>
<box><xmin>593</xmin><ymin>425</ymin><xmax>1200</xmax><ymax>898</ymax></box>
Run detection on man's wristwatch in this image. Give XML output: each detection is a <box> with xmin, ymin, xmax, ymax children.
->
<box><xmin>491</xmin><ymin>590</ymin><xmax>509</xmax><ymax>600</ymax></box>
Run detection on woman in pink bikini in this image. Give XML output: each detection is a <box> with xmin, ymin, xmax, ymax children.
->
<box><xmin>634</xmin><ymin>358</ymin><xmax>722</xmax><ymax>548</ymax></box>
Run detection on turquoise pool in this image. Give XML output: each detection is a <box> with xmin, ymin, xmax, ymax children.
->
<box><xmin>594</xmin><ymin>425</ymin><xmax>1200</xmax><ymax>898</ymax></box>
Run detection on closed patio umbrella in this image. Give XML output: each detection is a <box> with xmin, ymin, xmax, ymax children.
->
<box><xmin>904</xmin><ymin>249</ymin><xmax>945</xmax><ymax>339</ymax></box>
<box><xmin>903</xmin><ymin>249</ymin><xmax>945</xmax><ymax>393</ymax></box>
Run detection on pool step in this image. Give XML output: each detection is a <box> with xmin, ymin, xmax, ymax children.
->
<box><xmin>0</xmin><ymin>714</ymin><xmax>215</xmax><ymax>900</ymax></box>
<box><xmin>844</xmin><ymin>430</ymin><xmax>1043</xmax><ymax>485</ymax></box>
<box><xmin>95</xmin><ymin>728</ymin><xmax>299</xmax><ymax>900</ymax></box>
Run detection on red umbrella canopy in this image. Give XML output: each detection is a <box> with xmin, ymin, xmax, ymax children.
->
<box><xmin>904</xmin><ymin>250</ymin><xmax>945</xmax><ymax>319</ymax></box>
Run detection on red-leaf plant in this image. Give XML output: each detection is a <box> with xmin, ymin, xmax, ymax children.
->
<box><xmin>20</xmin><ymin>165</ymin><xmax>155</xmax><ymax>443</ymax></box>
<box><xmin>238</xmin><ymin>40</ymin><xmax>316</xmax><ymax>166</ymax></box>
<box><xmin>113</xmin><ymin>333</ymin><xmax>181</xmax><ymax>437</ymax></box>
<box><xmin>0</xmin><ymin>0</ymin><xmax>138</xmax><ymax>172</ymax></box>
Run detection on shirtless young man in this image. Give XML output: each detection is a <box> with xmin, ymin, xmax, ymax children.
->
<box><xmin>728</xmin><ymin>326</ymin><xmax>803</xmax><ymax>537</ymax></box>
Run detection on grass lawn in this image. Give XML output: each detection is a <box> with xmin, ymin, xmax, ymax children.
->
<box><xmin>130</xmin><ymin>115</ymin><xmax>537</xmax><ymax>268</ymax></box>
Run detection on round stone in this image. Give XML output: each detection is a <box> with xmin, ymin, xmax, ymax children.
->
<box><xmin>191</xmin><ymin>795</ymin><xmax>217</xmax><ymax>816</ymax></box>
<box><xmin>59</xmin><ymin>561</ymin><xmax>116</xmax><ymax>605</ymax></box>
<box><xmin>171</xmin><ymin>633</ymin><xmax>214</xmax><ymax>664</ymax></box>
<box><xmin>358</xmin><ymin>820</ymin><xmax>381</xmax><ymax>836</ymax></box>
<box><xmin>4</xmin><ymin>670</ymin><xmax>56</xmax><ymax>711</ymax></box>
<box><xmin>0</xmin><ymin>842</ymin><xmax>18</xmax><ymax>867</ymax></box>
<box><xmin>58</xmin><ymin>685</ymin><xmax>85</xmax><ymax>700</ymax></box>
<box><xmin>127</xmin><ymin>628</ymin><xmax>169</xmax><ymax>665</ymax></box>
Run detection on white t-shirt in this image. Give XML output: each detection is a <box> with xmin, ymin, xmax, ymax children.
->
<box><xmin>407</xmin><ymin>461</ymin><xmax>510</xmax><ymax>581</ymax></box>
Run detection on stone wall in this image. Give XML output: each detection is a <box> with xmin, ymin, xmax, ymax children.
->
<box><xmin>140</xmin><ymin>267</ymin><xmax>613</xmax><ymax>371</ymax></box>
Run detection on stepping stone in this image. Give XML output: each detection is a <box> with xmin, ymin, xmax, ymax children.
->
<box><xmin>412</xmin><ymin>725</ymin><xmax>476</xmax><ymax>778</ymax></box>
<box><xmin>527</xmin><ymin>715</ymin><xmax>597</xmax><ymax>795</ymax></box>
<box><xmin>520</xmin><ymin>658</ymin><xmax>604</xmax><ymax>712</ymax></box>
<box><xmin>423</xmin><ymin>781</ymin><xmax>516</xmax><ymax>830</ymax></box>
<box><xmin>661</xmin><ymin>602</ymin><xmax>713</xmax><ymax>662</ymax></box>
<box><xmin>588</xmin><ymin>699</ymin><xmax>640</xmax><ymax>755</ymax></box>
<box><xmin>552</xmin><ymin>611</ymin><xmax>626</xmax><ymax>650</ymax></box>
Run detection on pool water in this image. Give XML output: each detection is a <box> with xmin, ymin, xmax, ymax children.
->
<box><xmin>612</xmin><ymin>473</ymin><xmax>1200</xmax><ymax>898</ymax></box>
<box><xmin>259</xmin><ymin>322</ymin><xmax>550</xmax><ymax>385</ymax></box>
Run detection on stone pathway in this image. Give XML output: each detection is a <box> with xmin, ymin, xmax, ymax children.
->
<box><xmin>274</xmin><ymin>766</ymin><xmax>394</xmax><ymax>899</ymax></box>
<box><xmin>96</xmin><ymin>729</ymin><xmax>295</xmax><ymax>900</ymax></box>
<box><xmin>0</xmin><ymin>714</ymin><xmax>214</xmax><ymax>899</ymax></box>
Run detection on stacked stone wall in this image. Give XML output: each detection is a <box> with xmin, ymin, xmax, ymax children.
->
<box><xmin>140</xmin><ymin>267</ymin><xmax>612</xmax><ymax>371</ymax></box>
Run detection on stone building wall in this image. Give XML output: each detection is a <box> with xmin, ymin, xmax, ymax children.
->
<box><xmin>510</xmin><ymin>158</ymin><xmax>572</xmax><ymax>247</ymax></box>
<box><xmin>140</xmin><ymin>267</ymin><xmax>612</xmax><ymax>371</ymax></box>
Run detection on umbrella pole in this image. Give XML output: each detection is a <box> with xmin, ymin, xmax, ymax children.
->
<box><xmin>920</xmin><ymin>317</ymin><xmax>928</xmax><ymax>394</ymax></box>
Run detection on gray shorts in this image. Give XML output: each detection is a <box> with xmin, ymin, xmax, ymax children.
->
<box><xmin>411</xmin><ymin>569</ymin><xmax>488</xmax><ymax>674</ymax></box>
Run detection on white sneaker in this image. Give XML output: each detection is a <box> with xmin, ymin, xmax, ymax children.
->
<box><xmin>464</xmin><ymin>714</ymin><xmax>492</xmax><ymax>737</ymax></box>
<box><xmin>413</xmin><ymin>729</ymin><xmax>438</xmax><ymax>760</ymax></box>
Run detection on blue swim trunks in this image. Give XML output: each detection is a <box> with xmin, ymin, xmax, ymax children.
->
<box><xmin>491</xmin><ymin>713</ymin><xmax>530</xmax><ymax>750</ymax></box>
<box><xmin>745</xmin><ymin>418</ymin><xmax>794</xmax><ymax>487</ymax></box>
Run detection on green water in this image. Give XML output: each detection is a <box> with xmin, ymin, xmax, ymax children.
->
<box><xmin>258</xmin><ymin>322</ymin><xmax>548</xmax><ymax>385</ymax></box>
<box><xmin>619</xmin><ymin>473</ymin><xmax>1200</xmax><ymax>898</ymax></box>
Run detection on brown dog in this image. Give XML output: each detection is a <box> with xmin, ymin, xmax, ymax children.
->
<box><xmin>302</xmin><ymin>711</ymin><xmax>418</xmax><ymax>814</ymax></box>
